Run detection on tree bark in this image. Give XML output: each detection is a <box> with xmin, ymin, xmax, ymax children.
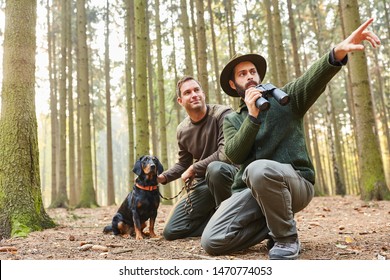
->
<box><xmin>180</xmin><ymin>0</ymin><xmax>194</xmax><ymax>76</ymax></box>
<box><xmin>105</xmin><ymin>0</ymin><xmax>115</xmax><ymax>206</ymax></box>
<box><xmin>67</xmin><ymin>0</ymin><xmax>77</xmax><ymax>207</ymax></box>
<box><xmin>47</xmin><ymin>0</ymin><xmax>58</xmax><ymax>206</ymax></box>
<box><xmin>271</xmin><ymin>0</ymin><xmax>288</xmax><ymax>85</ymax></box>
<box><xmin>339</xmin><ymin>0</ymin><xmax>389</xmax><ymax>200</ymax></box>
<box><xmin>125</xmin><ymin>0</ymin><xmax>135</xmax><ymax>186</ymax></box>
<box><xmin>155</xmin><ymin>0</ymin><xmax>169</xmax><ymax>182</ymax></box>
<box><xmin>52</xmin><ymin>0</ymin><xmax>69</xmax><ymax>208</ymax></box>
<box><xmin>195</xmin><ymin>0</ymin><xmax>209</xmax><ymax>103</ymax></box>
<box><xmin>134</xmin><ymin>0</ymin><xmax>150</xmax><ymax>157</ymax></box>
<box><xmin>76</xmin><ymin>0</ymin><xmax>98</xmax><ymax>207</ymax></box>
<box><xmin>0</xmin><ymin>0</ymin><xmax>55</xmax><ymax>238</ymax></box>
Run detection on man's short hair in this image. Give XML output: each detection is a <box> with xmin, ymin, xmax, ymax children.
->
<box><xmin>176</xmin><ymin>76</ymin><xmax>202</xmax><ymax>97</ymax></box>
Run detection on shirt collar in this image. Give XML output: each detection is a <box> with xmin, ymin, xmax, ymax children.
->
<box><xmin>191</xmin><ymin>104</ymin><xmax>210</xmax><ymax>124</ymax></box>
<box><xmin>236</xmin><ymin>99</ymin><xmax>247</xmax><ymax>113</ymax></box>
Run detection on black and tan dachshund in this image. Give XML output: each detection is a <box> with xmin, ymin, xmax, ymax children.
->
<box><xmin>103</xmin><ymin>155</ymin><xmax>164</xmax><ymax>240</ymax></box>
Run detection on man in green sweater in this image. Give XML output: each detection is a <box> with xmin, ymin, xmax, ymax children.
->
<box><xmin>158</xmin><ymin>76</ymin><xmax>237</xmax><ymax>240</ymax></box>
<box><xmin>201</xmin><ymin>18</ymin><xmax>381</xmax><ymax>259</ymax></box>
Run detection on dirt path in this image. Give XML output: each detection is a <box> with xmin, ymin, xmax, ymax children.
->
<box><xmin>0</xmin><ymin>195</ymin><xmax>389</xmax><ymax>260</ymax></box>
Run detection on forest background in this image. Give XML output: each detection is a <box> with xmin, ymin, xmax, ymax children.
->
<box><xmin>0</xmin><ymin>0</ymin><xmax>389</xmax><ymax>238</ymax></box>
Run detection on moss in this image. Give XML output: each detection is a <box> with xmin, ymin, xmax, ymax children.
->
<box><xmin>0</xmin><ymin>190</ymin><xmax>5</xmax><ymax>209</ymax></box>
<box><xmin>10</xmin><ymin>208</ymin><xmax>55</xmax><ymax>238</ymax></box>
<box><xmin>11</xmin><ymin>219</ymin><xmax>33</xmax><ymax>238</ymax></box>
<box><xmin>76</xmin><ymin>200</ymin><xmax>99</xmax><ymax>208</ymax></box>
<box><xmin>69</xmin><ymin>212</ymin><xmax>83</xmax><ymax>221</ymax></box>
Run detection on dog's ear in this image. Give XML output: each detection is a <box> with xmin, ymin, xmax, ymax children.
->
<box><xmin>132</xmin><ymin>156</ymin><xmax>144</xmax><ymax>176</ymax></box>
<box><xmin>153</xmin><ymin>156</ymin><xmax>164</xmax><ymax>174</ymax></box>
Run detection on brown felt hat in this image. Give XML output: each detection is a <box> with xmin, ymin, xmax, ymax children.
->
<box><xmin>220</xmin><ymin>53</ymin><xmax>267</xmax><ymax>97</ymax></box>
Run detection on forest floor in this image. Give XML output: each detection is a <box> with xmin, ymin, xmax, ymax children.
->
<box><xmin>1</xmin><ymin>195</ymin><xmax>389</xmax><ymax>261</ymax></box>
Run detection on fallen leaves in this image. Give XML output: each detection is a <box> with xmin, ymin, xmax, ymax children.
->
<box><xmin>344</xmin><ymin>236</ymin><xmax>355</xmax><ymax>243</ymax></box>
<box><xmin>335</xmin><ymin>236</ymin><xmax>355</xmax><ymax>249</ymax></box>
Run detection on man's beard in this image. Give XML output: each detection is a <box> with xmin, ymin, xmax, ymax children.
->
<box><xmin>233</xmin><ymin>80</ymin><xmax>258</xmax><ymax>98</ymax></box>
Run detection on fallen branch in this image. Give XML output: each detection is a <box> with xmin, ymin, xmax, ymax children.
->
<box><xmin>106</xmin><ymin>244</ymin><xmax>124</xmax><ymax>248</ymax></box>
<box><xmin>183</xmin><ymin>252</ymin><xmax>220</xmax><ymax>260</ymax></box>
<box><xmin>0</xmin><ymin>246</ymin><xmax>17</xmax><ymax>252</ymax></box>
<box><xmin>112</xmin><ymin>249</ymin><xmax>133</xmax><ymax>255</ymax></box>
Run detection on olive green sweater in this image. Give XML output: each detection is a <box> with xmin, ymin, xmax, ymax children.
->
<box><xmin>224</xmin><ymin>52</ymin><xmax>344</xmax><ymax>192</ymax></box>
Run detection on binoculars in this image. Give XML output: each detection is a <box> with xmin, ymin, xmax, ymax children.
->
<box><xmin>254</xmin><ymin>83</ymin><xmax>290</xmax><ymax>111</ymax></box>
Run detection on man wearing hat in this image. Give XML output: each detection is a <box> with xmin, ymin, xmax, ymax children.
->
<box><xmin>201</xmin><ymin>18</ymin><xmax>381</xmax><ymax>259</ymax></box>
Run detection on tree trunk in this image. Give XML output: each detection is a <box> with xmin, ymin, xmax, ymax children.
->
<box><xmin>370</xmin><ymin>40</ymin><xmax>390</xmax><ymax>183</ymax></box>
<box><xmin>67</xmin><ymin>0</ymin><xmax>77</xmax><ymax>207</ymax></box>
<box><xmin>326</xmin><ymin>86</ymin><xmax>346</xmax><ymax>195</ymax></box>
<box><xmin>0</xmin><ymin>0</ymin><xmax>55</xmax><ymax>238</ymax></box>
<box><xmin>76</xmin><ymin>74</ymin><xmax>82</xmax><ymax>203</ymax></box>
<box><xmin>52</xmin><ymin>0</ymin><xmax>69</xmax><ymax>208</ymax></box>
<box><xmin>310</xmin><ymin>112</ymin><xmax>328</xmax><ymax>195</ymax></box>
<box><xmin>263</xmin><ymin>0</ymin><xmax>277</xmax><ymax>84</ymax></box>
<box><xmin>88</xmin><ymin>16</ymin><xmax>98</xmax><ymax>203</ymax></box>
<box><xmin>155</xmin><ymin>0</ymin><xmax>169</xmax><ymax>177</ymax></box>
<box><xmin>195</xmin><ymin>0</ymin><xmax>209</xmax><ymax>103</ymax></box>
<box><xmin>169</xmin><ymin>0</ymin><xmax>181</xmax><ymax>128</ymax></box>
<box><xmin>180</xmin><ymin>0</ymin><xmax>194</xmax><ymax>77</ymax></box>
<box><xmin>105</xmin><ymin>0</ymin><xmax>115</xmax><ymax>206</ymax></box>
<box><xmin>287</xmin><ymin>0</ymin><xmax>301</xmax><ymax>78</ymax></box>
<box><xmin>226</xmin><ymin>0</ymin><xmax>236</xmax><ymax>58</ymax></box>
<box><xmin>125</xmin><ymin>0</ymin><xmax>135</xmax><ymax>186</ymax></box>
<box><xmin>310</xmin><ymin>2</ymin><xmax>345</xmax><ymax>195</ymax></box>
<box><xmin>146</xmin><ymin>9</ymin><xmax>158</xmax><ymax>157</ymax></box>
<box><xmin>339</xmin><ymin>0</ymin><xmax>389</xmax><ymax>200</ymax></box>
<box><xmin>134</xmin><ymin>0</ymin><xmax>150</xmax><ymax>157</ymax></box>
<box><xmin>189</xmin><ymin>0</ymin><xmax>199</xmax><ymax>74</ymax></box>
<box><xmin>76</xmin><ymin>0</ymin><xmax>98</xmax><ymax>207</ymax></box>
<box><xmin>47</xmin><ymin>0</ymin><xmax>58</xmax><ymax>206</ymax></box>
<box><xmin>271</xmin><ymin>0</ymin><xmax>288</xmax><ymax>86</ymax></box>
<box><xmin>243</xmin><ymin>0</ymin><xmax>254</xmax><ymax>53</ymax></box>
<box><xmin>207</xmin><ymin>0</ymin><xmax>223</xmax><ymax>104</ymax></box>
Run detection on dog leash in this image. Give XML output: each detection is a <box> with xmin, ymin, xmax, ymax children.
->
<box><xmin>158</xmin><ymin>178</ymin><xmax>195</xmax><ymax>215</ymax></box>
<box><xmin>183</xmin><ymin>178</ymin><xmax>194</xmax><ymax>214</ymax></box>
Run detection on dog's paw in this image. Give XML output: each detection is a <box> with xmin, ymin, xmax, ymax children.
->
<box><xmin>148</xmin><ymin>231</ymin><xmax>159</xmax><ymax>239</ymax></box>
<box><xmin>150</xmin><ymin>234</ymin><xmax>160</xmax><ymax>239</ymax></box>
<box><xmin>135</xmin><ymin>234</ymin><xmax>144</xmax><ymax>240</ymax></box>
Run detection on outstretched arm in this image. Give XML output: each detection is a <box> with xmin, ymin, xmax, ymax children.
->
<box><xmin>334</xmin><ymin>18</ymin><xmax>381</xmax><ymax>61</ymax></box>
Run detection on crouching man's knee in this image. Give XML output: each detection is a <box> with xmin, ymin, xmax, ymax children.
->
<box><xmin>243</xmin><ymin>159</ymin><xmax>285</xmax><ymax>192</ymax></box>
<box><xmin>201</xmin><ymin>230</ymin><xmax>225</xmax><ymax>256</ymax></box>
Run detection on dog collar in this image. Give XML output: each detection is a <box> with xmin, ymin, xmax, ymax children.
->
<box><xmin>135</xmin><ymin>183</ymin><xmax>158</xmax><ymax>191</ymax></box>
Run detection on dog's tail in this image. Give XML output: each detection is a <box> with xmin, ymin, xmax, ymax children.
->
<box><xmin>103</xmin><ymin>225</ymin><xmax>113</xmax><ymax>234</ymax></box>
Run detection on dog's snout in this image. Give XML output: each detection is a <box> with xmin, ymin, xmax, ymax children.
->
<box><xmin>150</xmin><ymin>162</ymin><xmax>157</xmax><ymax>172</ymax></box>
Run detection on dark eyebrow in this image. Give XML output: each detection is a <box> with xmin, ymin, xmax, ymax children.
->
<box><xmin>237</xmin><ymin>67</ymin><xmax>256</xmax><ymax>74</ymax></box>
<box><xmin>182</xmin><ymin>89</ymin><xmax>191</xmax><ymax>95</ymax></box>
<box><xmin>236</xmin><ymin>69</ymin><xmax>247</xmax><ymax>75</ymax></box>
<box><xmin>183</xmin><ymin>86</ymin><xmax>200</xmax><ymax>94</ymax></box>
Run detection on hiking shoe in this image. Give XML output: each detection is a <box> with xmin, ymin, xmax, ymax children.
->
<box><xmin>266</xmin><ymin>237</ymin><xmax>275</xmax><ymax>251</ymax></box>
<box><xmin>268</xmin><ymin>239</ymin><xmax>301</xmax><ymax>260</ymax></box>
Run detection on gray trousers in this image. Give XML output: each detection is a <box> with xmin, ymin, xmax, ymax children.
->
<box><xmin>163</xmin><ymin>161</ymin><xmax>237</xmax><ymax>240</ymax></box>
<box><xmin>201</xmin><ymin>159</ymin><xmax>314</xmax><ymax>255</ymax></box>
